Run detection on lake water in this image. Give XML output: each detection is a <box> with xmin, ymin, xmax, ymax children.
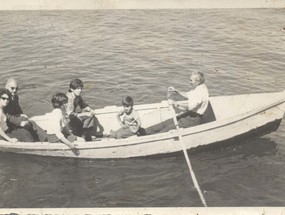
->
<box><xmin>0</xmin><ymin>9</ymin><xmax>284</xmax><ymax>207</ymax></box>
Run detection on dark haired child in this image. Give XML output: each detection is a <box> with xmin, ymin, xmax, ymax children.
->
<box><xmin>66</xmin><ymin>78</ymin><xmax>102</xmax><ymax>141</ymax></box>
<box><xmin>39</xmin><ymin>93</ymin><xmax>84</xmax><ymax>155</ymax></box>
<box><xmin>110</xmin><ymin>96</ymin><xmax>145</xmax><ymax>139</ymax></box>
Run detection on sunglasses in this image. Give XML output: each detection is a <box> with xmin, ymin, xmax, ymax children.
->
<box><xmin>11</xmin><ymin>87</ymin><xmax>18</xmax><ymax>91</ymax></box>
<box><xmin>1</xmin><ymin>96</ymin><xmax>9</xmax><ymax>101</ymax></box>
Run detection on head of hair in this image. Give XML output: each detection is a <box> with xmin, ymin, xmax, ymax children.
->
<box><xmin>5</xmin><ymin>78</ymin><xmax>17</xmax><ymax>89</ymax></box>
<box><xmin>0</xmin><ymin>88</ymin><xmax>12</xmax><ymax>98</ymax></box>
<box><xmin>51</xmin><ymin>93</ymin><xmax>68</xmax><ymax>108</ymax></box>
<box><xmin>191</xmin><ymin>71</ymin><xmax>205</xmax><ymax>85</ymax></box>
<box><xmin>69</xmin><ymin>78</ymin><xmax>84</xmax><ymax>91</ymax></box>
<box><xmin>122</xmin><ymin>96</ymin><xmax>134</xmax><ymax>107</ymax></box>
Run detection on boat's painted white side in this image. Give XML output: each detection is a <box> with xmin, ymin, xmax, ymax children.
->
<box><xmin>0</xmin><ymin>91</ymin><xmax>284</xmax><ymax>159</ymax></box>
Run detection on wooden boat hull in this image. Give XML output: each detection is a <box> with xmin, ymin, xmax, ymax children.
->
<box><xmin>0</xmin><ymin>91</ymin><xmax>284</xmax><ymax>159</ymax></box>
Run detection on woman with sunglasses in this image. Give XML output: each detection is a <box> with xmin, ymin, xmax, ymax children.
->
<box><xmin>0</xmin><ymin>88</ymin><xmax>34</xmax><ymax>143</ymax></box>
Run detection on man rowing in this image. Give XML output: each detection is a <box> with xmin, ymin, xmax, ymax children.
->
<box><xmin>145</xmin><ymin>71</ymin><xmax>209</xmax><ymax>134</ymax></box>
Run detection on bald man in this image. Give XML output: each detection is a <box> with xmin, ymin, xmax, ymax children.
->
<box><xmin>4</xmin><ymin>78</ymin><xmax>30</xmax><ymax>128</ymax></box>
<box><xmin>4</xmin><ymin>78</ymin><xmax>47</xmax><ymax>142</ymax></box>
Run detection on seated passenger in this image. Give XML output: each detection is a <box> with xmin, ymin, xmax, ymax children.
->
<box><xmin>66</xmin><ymin>78</ymin><xmax>103</xmax><ymax>141</ymax></box>
<box><xmin>4</xmin><ymin>78</ymin><xmax>45</xmax><ymax>142</ymax></box>
<box><xmin>145</xmin><ymin>71</ymin><xmax>209</xmax><ymax>134</ymax></box>
<box><xmin>0</xmin><ymin>88</ymin><xmax>34</xmax><ymax>143</ymax></box>
<box><xmin>109</xmin><ymin>96</ymin><xmax>145</xmax><ymax>139</ymax></box>
<box><xmin>38</xmin><ymin>93</ymin><xmax>84</xmax><ymax>156</ymax></box>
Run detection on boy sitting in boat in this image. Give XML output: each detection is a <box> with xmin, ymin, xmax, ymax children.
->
<box><xmin>109</xmin><ymin>96</ymin><xmax>145</xmax><ymax>139</ymax></box>
<box><xmin>66</xmin><ymin>78</ymin><xmax>103</xmax><ymax>141</ymax></box>
<box><xmin>145</xmin><ymin>71</ymin><xmax>209</xmax><ymax>134</ymax></box>
<box><xmin>37</xmin><ymin>93</ymin><xmax>84</xmax><ymax>155</ymax></box>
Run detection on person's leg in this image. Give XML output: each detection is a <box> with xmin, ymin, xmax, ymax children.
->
<box><xmin>81</xmin><ymin>116</ymin><xmax>97</xmax><ymax>141</ymax></box>
<box><xmin>158</xmin><ymin>122</ymin><xmax>176</xmax><ymax>133</ymax></box>
<box><xmin>178</xmin><ymin>115</ymin><xmax>202</xmax><ymax>128</ymax></box>
<box><xmin>8</xmin><ymin>128</ymin><xmax>35</xmax><ymax>142</ymax></box>
<box><xmin>47</xmin><ymin>134</ymin><xmax>60</xmax><ymax>143</ymax></box>
<box><xmin>111</xmin><ymin>127</ymin><xmax>134</xmax><ymax>139</ymax></box>
<box><xmin>144</xmin><ymin>118</ymin><xmax>174</xmax><ymax>135</ymax></box>
<box><xmin>61</xmin><ymin>126</ymin><xmax>77</xmax><ymax>142</ymax></box>
<box><xmin>69</xmin><ymin>117</ymin><xmax>83</xmax><ymax>136</ymax></box>
<box><xmin>93</xmin><ymin>116</ymin><xmax>104</xmax><ymax>137</ymax></box>
<box><xmin>28</xmin><ymin>120</ymin><xmax>49</xmax><ymax>142</ymax></box>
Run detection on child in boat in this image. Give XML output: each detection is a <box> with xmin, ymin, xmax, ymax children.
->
<box><xmin>66</xmin><ymin>78</ymin><xmax>103</xmax><ymax>141</ymax></box>
<box><xmin>39</xmin><ymin>93</ymin><xmax>85</xmax><ymax>156</ymax></box>
<box><xmin>110</xmin><ymin>96</ymin><xmax>145</xmax><ymax>139</ymax></box>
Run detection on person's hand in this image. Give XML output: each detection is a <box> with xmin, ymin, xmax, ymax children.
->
<box><xmin>20</xmin><ymin>114</ymin><xmax>28</xmax><ymax>119</ymax></box>
<box><xmin>20</xmin><ymin>120</ymin><xmax>31</xmax><ymax>128</ymax></box>
<box><xmin>173</xmin><ymin>102</ymin><xmax>179</xmax><ymax>107</ymax></box>
<box><xmin>69</xmin><ymin>142</ymin><xmax>80</xmax><ymax>156</ymax></box>
<box><xmin>81</xmin><ymin>112</ymin><xmax>93</xmax><ymax>117</ymax></box>
<box><xmin>71</xmin><ymin>147</ymin><xmax>80</xmax><ymax>156</ymax></box>
<box><xmin>9</xmin><ymin>138</ymin><xmax>18</xmax><ymax>143</ymax></box>
<box><xmin>130</xmin><ymin>121</ymin><xmax>138</xmax><ymax>126</ymax></box>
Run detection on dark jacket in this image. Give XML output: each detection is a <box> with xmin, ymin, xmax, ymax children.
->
<box><xmin>4</xmin><ymin>95</ymin><xmax>24</xmax><ymax>127</ymax></box>
<box><xmin>66</xmin><ymin>92</ymin><xmax>89</xmax><ymax>118</ymax></box>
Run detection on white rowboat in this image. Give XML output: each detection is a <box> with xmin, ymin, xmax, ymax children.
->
<box><xmin>0</xmin><ymin>91</ymin><xmax>284</xmax><ymax>159</ymax></box>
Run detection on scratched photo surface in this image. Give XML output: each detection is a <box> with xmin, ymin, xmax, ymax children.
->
<box><xmin>0</xmin><ymin>9</ymin><xmax>284</xmax><ymax>207</ymax></box>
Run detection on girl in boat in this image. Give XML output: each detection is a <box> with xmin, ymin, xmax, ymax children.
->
<box><xmin>110</xmin><ymin>96</ymin><xmax>145</xmax><ymax>139</ymax></box>
<box><xmin>66</xmin><ymin>78</ymin><xmax>102</xmax><ymax>141</ymax></box>
<box><xmin>0</xmin><ymin>88</ymin><xmax>35</xmax><ymax>143</ymax></box>
<box><xmin>37</xmin><ymin>93</ymin><xmax>83</xmax><ymax>155</ymax></box>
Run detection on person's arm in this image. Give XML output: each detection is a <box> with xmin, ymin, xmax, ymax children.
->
<box><xmin>76</xmin><ymin>96</ymin><xmax>95</xmax><ymax>117</ymax></box>
<box><xmin>168</xmin><ymin>86</ymin><xmax>188</xmax><ymax>98</ymax></box>
<box><xmin>5</xmin><ymin>113</ymin><xmax>23</xmax><ymax>126</ymax></box>
<box><xmin>58</xmin><ymin>135</ymin><xmax>80</xmax><ymax>156</ymax></box>
<box><xmin>0</xmin><ymin>127</ymin><xmax>18</xmax><ymax>143</ymax></box>
<box><xmin>175</xmin><ymin>89</ymin><xmax>188</xmax><ymax>98</ymax></box>
<box><xmin>66</xmin><ymin>94</ymin><xmax>76</xmax><ymax>117</ymax></box>
<box><xmin>131</xmin><ymin>110</ymin><xmax>141</xmax><ymax>128</ymax></box>
<box><xmin>83</xmin><ymin>105</ymin><xmax>92</xmax><ymax>112</ymax></box>
<box><xmin>14</xmin><ymin>95</ymin><xmax>23</xmax><ymax>115</ymax></box>
<box><xmin>52</xmin><ymin>110</ymin><xmax>80</xmax><ymax>155</ymax></box>
<box><xmin>117</xmin><ymin>110</ymin><xmax>126</xmax><ymax>128</ymax></box>
<box><xmin>174</xmin><ymin>101</ymin><xmax>190</xmax><ymax>110</ymax></box>
<box><xmin>175</xmin><ymin>87</ymin><xmax>203</xmax><ymax>111</ymax></box>
<box><xmin>62</xmin><ymin>126</ymin><xmax>85</xmax><ymax>142</ymax></box>
<box><xmin>80</xmin><ymin>96</ymin><xmax>92</xmax><ymax>112</ymax></box>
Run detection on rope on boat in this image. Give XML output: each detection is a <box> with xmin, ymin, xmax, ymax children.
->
<box><xmin>168</xmin><ymin>100</ymin><xmax>207</xmax><ymax>207</ymax></box>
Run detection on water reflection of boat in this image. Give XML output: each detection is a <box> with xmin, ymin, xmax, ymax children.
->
<box><xmin>0</xmin><ymin>91</ymin><xmax>284</xmax><ymax>159</ymax></box>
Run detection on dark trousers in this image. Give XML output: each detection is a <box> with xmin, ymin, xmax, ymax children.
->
<box><xmin>69</xmin><ymin>115</ymin><xmax>104</xmax><ymax>141</ymax></box>
<box><xmin>145</xmin><ymin>111</ymin><xmax>202</xmax><ymax>135</ymax></box>
<box><xmin>5</xmin><ymin>128</ymin><xmax>35</xmax><ymax>142</ymax></box>
<box><xmin>110</xmin><ymin>127</ymin><xmax>146</xmax><ymax>139</ymax></box>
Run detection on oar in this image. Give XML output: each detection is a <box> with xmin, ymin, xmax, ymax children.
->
<box><xmin>168</xmin><ymin>99</ymin><xmax>207</xmax><ymax>207</ymax></box>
